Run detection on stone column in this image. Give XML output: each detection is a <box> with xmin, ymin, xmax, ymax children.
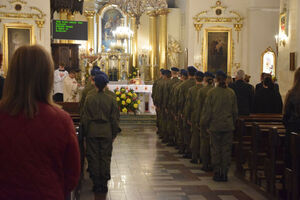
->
<box><xmin>130</xmin><ymin>17</ymin><xmax>138</xmax><ymax>68</ymax></box>
<box><xmin>148</xmin><ymin>11</ymin><xmax>158</xmax><ymax>80</ymax></box>
<box><xmin>158</xmin><ymin>9</ymin><xmax>169</xmax><ymax>69</ymax></box>
<box><xmin>84</xmin><ymin>10</ymin><xmax>96</xmax><ymax>55</ymax></box>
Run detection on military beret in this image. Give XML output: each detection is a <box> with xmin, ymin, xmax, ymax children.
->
<box><xmin>204</xmin><ymin>72</ymin><xmax>215</xmax><ymax>78</ymax></box>
<box><xmin>196</xmin><ymin>71</ymin><xmax>204</xmax><ymax>78</ymax></box>
<box><xmin>95</xmin><ymin>71</ymin><xmax>109</xmax><ymax>80</ymax></box>
<box><xmin>160</xmin><ymin>68</ymin><xmax>165</xmax><ymax>73</ymax></box>
<box><xmin>171</xmin><ymin>67</ymin><xmax>179</xmax><ymax>72</ymax></box>
<box><xmin>180</xmin><ymin>69</ymin><xmax>188</xmax><ymax>77</ymax></box>
<box><xmin>187</xmin><ymin>66</ymin><xmax>197</xmax><ymax>75</ymax></box>
<box><xmin>91</xmin><ymin>66</ymin><xmax>100</xmax><ymax>76</ymax></box>
<box><xmin>216</xmin><ymin>70</ymin><xmax>227</xmax><ymax>78</ymax></box>
<box><xmin>94</xmin><ymin>73</ymin><xmax>109</xmax><ymax>89</ymax></box>
<box><xmin>164</xmin><ymin>69</ymin><xmax>171</xmax><ymax>76</ymax></box>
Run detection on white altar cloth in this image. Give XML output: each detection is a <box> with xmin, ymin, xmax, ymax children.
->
<box><xmin>107</xmin><ymin>84</ymin><xmax>155</xmax><ymax>114</ymax></box>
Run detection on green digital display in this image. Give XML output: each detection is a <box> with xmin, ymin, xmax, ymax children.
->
<box><xmin>52</xmin><ymin>20</ymin><xmax>87</xmax><ymax>40</ymax></box>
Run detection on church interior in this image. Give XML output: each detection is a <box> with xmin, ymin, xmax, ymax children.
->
<box><xmin>0</xmin><ymin>0</ymin><xmax>299</xmax><ymax>200</ymax></box>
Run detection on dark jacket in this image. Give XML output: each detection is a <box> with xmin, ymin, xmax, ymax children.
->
<box><xmin>0</xmin><ymin>76</ymin><xmax>4</xmax><ymax>100</ymax></box>
<box><xmin>229</xmin><ymin>80</ymin><xmax>254</xmax><ymax>115</ymax></box>
<box><xmin>255</xmin><ymin>82</ymin><xmax>279</xmax><ymax>93</ymax></box>
<box><xmin>283</xmin><ymin>91</ymin><xmax>300</xmax><ymax>133</ymax></box>
<box><xmin>253</xmin><ymin>87</ymin><xmax>283</xmax><ymax>114</ymax></box>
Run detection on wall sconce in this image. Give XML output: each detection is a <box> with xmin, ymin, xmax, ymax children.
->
<box><xmin>275</xmin><ymin>32</ymin><xmax>288</xmax><ymax>47</ymax></box>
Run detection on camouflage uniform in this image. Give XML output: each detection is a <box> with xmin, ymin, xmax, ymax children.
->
<box><xmin>152</xmin><ymin>77</ymin><xmax>164</xmax><ymax>135</ymax></box>
<box><xmin>177</xmin><ymin>78</ymin><xmax>196</xmax><ymax>153</ymax></box>
<box><xmin>184</xmin><ymin>84</ymin><xmax>203</xmax><ymax>161</ymax></box>
<box><xmin>200</xmin><ymin>86</ymin><xmax>238</xmax><ymax>178</ymax></box>
<box><xmin>195</xmin><ymin>84</ymin><xmax>214</xmax><ymax>169</ymax></box>
<box><xmin>82</xmin><ymin>91</ymin><xmax>121</xmax><ymax>192</ymax></box>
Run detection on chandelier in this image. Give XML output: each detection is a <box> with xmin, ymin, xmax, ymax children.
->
<box><xmin>112</xmin><ymin>26</ymin><xmax>134</xmax><ymax>40</ymax></box>
<box><xmin>108</xmin><ymin>0</ymin><xmax>168</xmax><ymax>27</ymax></box>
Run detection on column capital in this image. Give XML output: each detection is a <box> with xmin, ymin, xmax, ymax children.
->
<box><xmin>84</xmin><ymin>10</ymin><xmax>96</xmax><ymax>18</ymax></box>
<box><xmin>157</xmin><ymin>8</ymin><xmax>169</xmax><ymax>16</ymax></box>
<box><xmin>147</xmin><ymin>10</ymin><xmax>158</xmax><ymax>17</ymax></box>
<box><xmin>194</xmin><ymin>23</ymin><xmax>203</xmax><ymax>31</ymax></box>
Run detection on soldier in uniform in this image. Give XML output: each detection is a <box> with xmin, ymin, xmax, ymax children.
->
<box><xmin>82</xmin><ymin>73</ymin><xmax>121</xmax><ymax>193</ymax></box>
<box><xmin>195</xmin><ymin>72</ymin><xmax>215</xmax><ymax>171</ymax></box>
<box><xmin>177</xmin><ymin>66</ymin><xmax>197</xmax><ymax>157</ymax></box>
<box><xmin>152</xmin><ymin>69</ymin><xmax>165</xmax><ymax>136</ymax></box>
<box><xmin>170</xmin><ymin>69</ymin><xmax>187</xmax><ymax>148</ymax></box>
<box><xmin>163</xmin><ymin>67</ymin><xmax>181</xmax><ymax>145</ymax></box>
<box><xmin>200</xmin><ymin>70</ymin><xmax>238</xmax><ymax>182</ymax></box>
<box><xmin>184</xmin><ymin>71</ymin><xmax>204</xmax><ymax>163</ymax></box>
<box><xmin>157</xmin><ymin>70</ymin><xmax>171</xmax><ymax>141</ymax></box>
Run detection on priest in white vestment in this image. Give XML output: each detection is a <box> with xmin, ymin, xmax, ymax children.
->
<box><xmin>63</xmin><ymin>69</ymin><xmax>79</xmax><ymax>102</ymax></box>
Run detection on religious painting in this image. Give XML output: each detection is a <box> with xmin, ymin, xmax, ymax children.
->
<box><xmin>101</xmin><ymin>8</ymin><xmax>124</xmax><ymax>52</ymax></box>
<box><xmin>261</xmin><ymin>47</ymin><xmax>276</xmax><ymax>77</ymax></box>
<box><xmin>280</xmin><ymin>11</ymin><xmax>288</xmax><ymax>36</ymax></box>
<box><xmin>203</xmin><ymin>28</ymin><xmax>232</xmax><ymax>74</ymax></box>
<box><xmin>3</xmin><ymin>23</ymin><xmax>34</xmax><ymax>76</ymax></box>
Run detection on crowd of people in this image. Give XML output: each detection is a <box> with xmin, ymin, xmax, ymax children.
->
<box><xmin>152</xmin><ymin>66</ymin><xmax>300</xmax><ymax>182</ymax></box>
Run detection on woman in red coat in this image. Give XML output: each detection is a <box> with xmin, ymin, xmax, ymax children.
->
<box><xmin>0</xmin><ymin>45</ymin><xmax>80</xmax><ymax>200</ymax></box>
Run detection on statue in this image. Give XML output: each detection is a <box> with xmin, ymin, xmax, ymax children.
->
<box><xmin>168</xmin><ymin>37</ymin><xmax>182</xmax><ymax>68</ymax></box>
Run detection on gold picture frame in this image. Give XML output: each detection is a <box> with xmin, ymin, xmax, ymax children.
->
<box><xmin>261</xmin><ymin>47</ymin><xmax>276</xmax><ymax>77</ymax></box>
<box><xmin>3</xmin><ymin>23</ymin><xmax>35</xmax><ymax>76</ymax></box>
<box><xmin>203</xmin><ymin>27</ymin><xmax>232</xmax><ymax>75</ymax></box>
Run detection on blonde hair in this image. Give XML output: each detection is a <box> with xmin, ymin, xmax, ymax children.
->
<box><xmin>0</xmin><ymin>45</ymin><xmax>54</xmax><ymax>118</ymax></box>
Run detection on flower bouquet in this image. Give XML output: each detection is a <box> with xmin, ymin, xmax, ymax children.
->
<box><xmin>114</xmin><ymin>87</ymin><xmax>140</xmax><ymax>113</ymax></box>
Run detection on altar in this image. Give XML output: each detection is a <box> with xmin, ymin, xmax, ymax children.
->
<box><xmin>107</xmin><ymin>84</ymin><xmax>155</xmax><ymax>114</ymax></box>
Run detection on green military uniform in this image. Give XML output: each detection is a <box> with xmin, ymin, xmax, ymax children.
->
<box><xmin>195</xmin><ymin>84</ymin><xmax>214</xmax><ymax>170</ymax></box>
<box><xmin>82</xmin><ymin>91</ymin><xmax>121</xmax><ymax>192</ymax></box>
<box><xmin>163</xmin><ymin>77</ymin><xmax>180</xmax><ymax>142</ymax></box>
<box><xmin>152</xmin><ymin>77</ymin><xmax>163</xmax><ymax>135</ymax></box>
<box><xmin>177</xmin><ymin>78</ymin><xmax>196</xmax><ymax>153</ymax></box>
<box><xmin>80</xmin><ymin>80</ymin><xmax>94</xmax><ymax>115</ymax></box>
<box><xmin>200</xmin><ymin>86</ymin><xmax>238</xmax><ymax>179</ymax></box>
<box><xmin>167</xmin><ymin>79</ymin><xmax>183</xmax><ymax>144</ymax></box>
<box><xmin>183</xmin><ymin>84</ymin><xmax>203</xmax><ymax>161</ymax></box>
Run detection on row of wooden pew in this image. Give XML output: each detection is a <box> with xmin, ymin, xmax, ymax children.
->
<box><xmin>234</xmin><ymin>114</ymin><xmax>299</xmax><ymax>200</ymax></box>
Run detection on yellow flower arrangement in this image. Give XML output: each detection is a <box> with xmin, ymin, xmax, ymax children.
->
<box><xmin>114</xmin><ymin>87</ymin><xmax>139</xmax><ymax>113</ymax></box>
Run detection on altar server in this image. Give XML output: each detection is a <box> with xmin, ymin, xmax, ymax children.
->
<box><xmin>82</xmin><ymin>73</ymin><xmax>121</xmax><ymax>194</ymax></box>
<box><xmin>63</xmin><ymin>69</ymin><xmax>79</xmax><ymax>102</ymax></box>
<box><xmin>53</xmin><ymin>63</ymin><xmax>68</xmax><ymax>102</ymax></box>
<box><xmin>200</xmin><ymin>70</ymin><xmax>238</xmax><ymax>182</ymax></box>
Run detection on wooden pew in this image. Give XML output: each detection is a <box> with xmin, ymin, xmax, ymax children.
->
<box><xmin>235</xmin><ymin>114</ymin><xmax>283</xmax><ymax>178</ymax></box>
<box><xmin>55</xmin><ymin>102</ymin><xmax>80</xmax><ymax>126</ymax></box>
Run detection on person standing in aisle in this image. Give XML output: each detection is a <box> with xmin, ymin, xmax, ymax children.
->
<box><xmin>196</xmin><ymin>72</ymin><xmax>215</xmax><ymax>171</ymax></box>
<box><xmin>82</xmin><ymin>73</ymin><xmax>121</xmax><ymax>194</ymax></box>
<box><xmin>184</xmin><ymin>71</ymin><xmax>204</xmax><ymax>163</ymax></box>
<box><xmin>200</xmin><ymin>70</ymin><xmax>238</xmax><ymax>181</ymax></box>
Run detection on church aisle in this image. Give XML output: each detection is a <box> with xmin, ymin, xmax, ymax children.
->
<box><xmin>80</xmin><ymin>125</ymin><xmax>267</xmax><ymax>200</ymax></box>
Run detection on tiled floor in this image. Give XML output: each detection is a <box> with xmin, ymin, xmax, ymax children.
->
<box><xmin>79</xmin><ymin>124</ymin><xmax>267</xmax><ymax>200</ymax></box>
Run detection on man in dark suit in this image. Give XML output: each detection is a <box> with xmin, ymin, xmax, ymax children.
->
<box><xmin>0</xmin><ymin>75</ymin><xmax>4</xmax><ymax>100</ymax></box>
<box><xmin>229</xmin><ymin>70</ymin><xmax>254</xmax><ymax>115</ymax></box>
<box><xmin>256</xmin><ymin>73</ymin><xmax>279</xmax><ymax>92</ymax></box>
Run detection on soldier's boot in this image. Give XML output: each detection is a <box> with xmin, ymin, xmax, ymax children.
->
<box><xmin>213</xmin><ymin>169</ymin><xmax>222</xmax><ymax>182</ymax></box>
<box><xmin>201</xmin><ymin>164</ymin><xmax>213</xmax><ymax>172</ymax></box>
<box><xmin>220</xmin><ymin>168</ymin><xmax>228</xmax><ymax>182</ymax></box>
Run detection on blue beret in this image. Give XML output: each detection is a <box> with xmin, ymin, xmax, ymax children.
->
<box><xmin>180</xmin><ymin>69</ymin><xmax>188</xmax><ymax>76</ymax></box>
<box><xmin>91</xmin><ymin>66</ymin><xmax>100</xmax><ymax>76</ymax></box>
<box><xmin>96</xmin><ymin>71</ymin><xmax>109</xmax><ymax>80</ymax></box>
<box><xmin>171</xmin><ymin>67</ymin><xmax>179</xmax><ymax>72</ymax></box>
<box><xmin>204</xmin><ymin>72</ymin><xmax>215</xmax><ymax>78</ymax></box>
<box><xmin>196</xmin><ymin>71</ymin><xmax>204</xmax><ymax>78</ymax></box>
<box><xmin>187</xmin><ymin>66</ymin><xmax>197</xmax><ymax>75</ymax></box>
<box><xmin>94</xmin><ymin>74</ymin><xmax>109</xmax><ymax>89</ymax></box>
<box><xmin>160</xmin><ymin>68</ymin><xmax>165</xmax><ymax>73</ymax></box>
<box><xmin>164</xmin><ymin>69</ymin><xmax>171</xmax><ymax>76</ymax></box>
<box><xmin>216</xmin><ymin>70</ymin><xmax>227</xmax><ymax>78</ymax></box>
